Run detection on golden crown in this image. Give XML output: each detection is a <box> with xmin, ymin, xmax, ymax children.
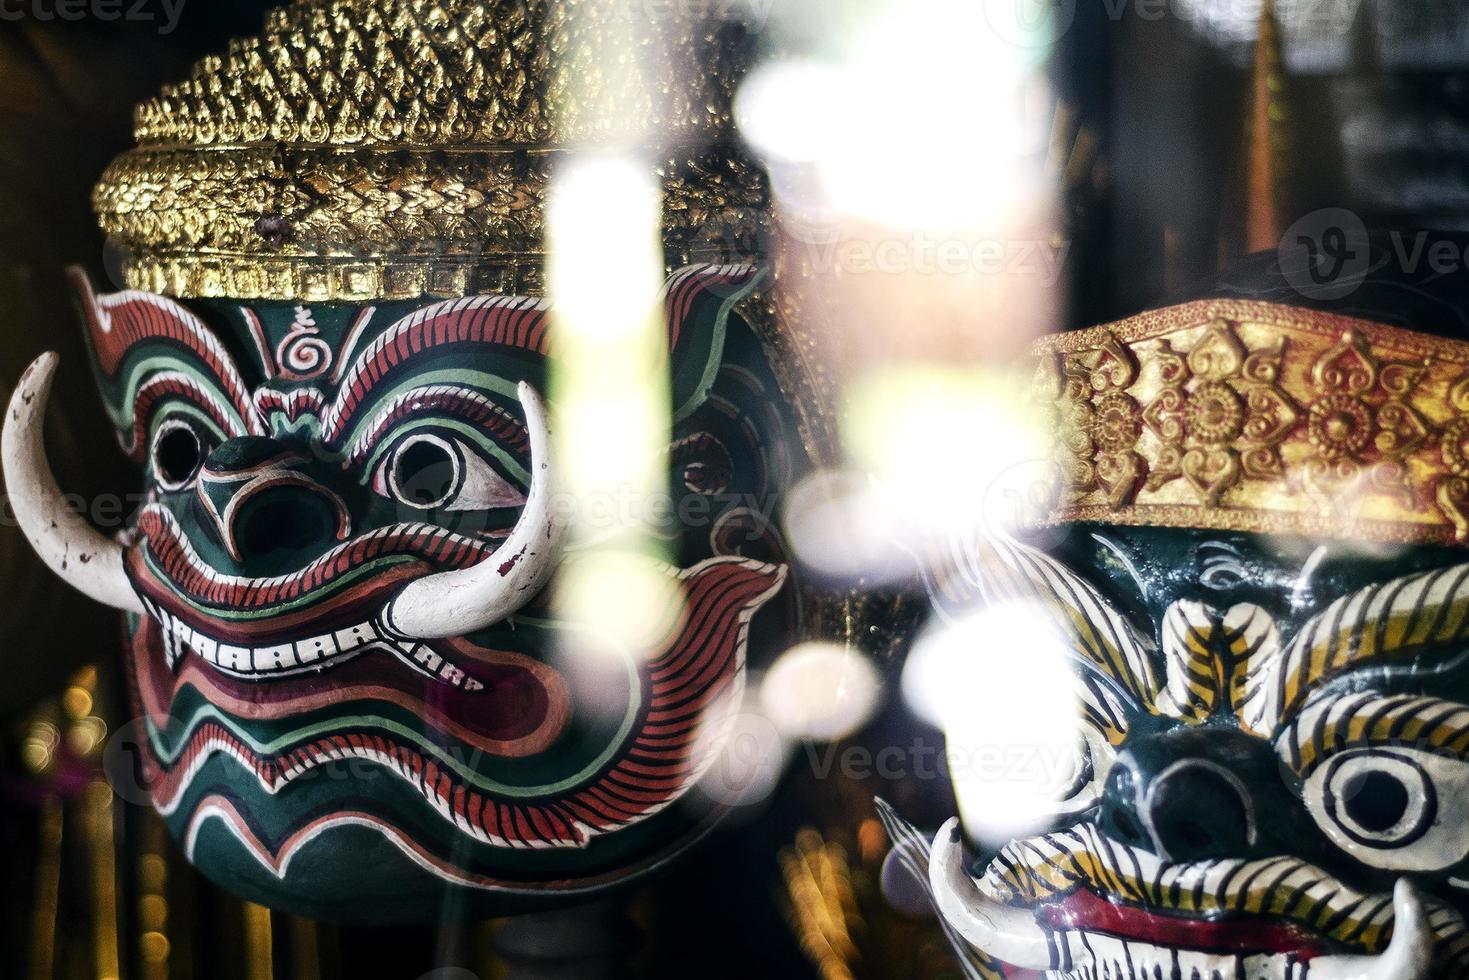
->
<box><xmin>1031</xmin><ymin>298</ymin><xmax>1469</xmax><ymax>547</ymax></box>
<box><xmin>93</xmin><ymin>0</ymin><xmax>768</xmax><ymax>302</ymax></box>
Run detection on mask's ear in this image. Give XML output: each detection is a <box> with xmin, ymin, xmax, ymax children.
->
<box><xmin>68</xmin><ymin>267</ymin><xmax>261</xmax><ymax>463</ymax></box>
<box><xmin>661</xmin><ymin>264</ymin><xmax>767</xmax><ymax>419</ymax></box>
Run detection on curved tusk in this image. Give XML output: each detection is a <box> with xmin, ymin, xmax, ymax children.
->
<box><xmin>380</xmin><ymin>381</ymin><xmax>566</xmax><ymax>639</ymax></box>
<box><xmin>928</xmin><ymin>818</ymin><xmax>1053</xmax><ymax>971</ymax></box>
<box><xmin>2</xmin><ymin>353</ymin><xmax>143</xmax><ymax>614</ymax></box>
<box><xmin>1308</xmin><ymin>879</ymin><xmax>1433</xmax><ymax>980</ymax></box>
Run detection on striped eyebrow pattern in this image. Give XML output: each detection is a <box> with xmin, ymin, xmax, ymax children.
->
<box><xmin>333</xmin><ymin>385</ymin><xmax>530</xmax><ymax>467</ymax></box>
<box><xmin>927</xmin><ymin>532</ymin><xmax>1160</xmax><ymax>749</ymax></box>
<box><xmin>73</xmin><ymin>268</ymin><xmax>264</xmax><ymax>458</ymax></box>
<box><xmin>320</xmin><ymin>293</ymin><xmax>552</xmax><ymax>446</ymax></box>
<box><xmin>1241</xmin><ymin>561</ymin><xmax>1469</xmax><ymax>736</ymax></box>
<box><xmin>318</xmin><ymin>263</ymin><xmax>763</xmax><ymax>446</ymax></box>
<box><xmin>1280</xmin><ymin>691</ymin><xmax>1469</xmax><ymax>775</ymax></box>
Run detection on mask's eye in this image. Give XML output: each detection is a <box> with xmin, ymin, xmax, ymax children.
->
<box><xmin>1303</xmin><ymin>747</ymin><xmax>1468</xmax><ymax>872</ymax></box>
<box><xmin>151</xmin><ymin>419</ymin><xmax>211</xmax><ymax>491</ymax></box>
<box><xmin>389</xmin><ymin>434</ymin><xmax>459</xmax><ymax>509</ymax></box>
<box><xmin>375</xmin><ymin>432</ymin><xmax>525</xmax><ymax>513</ymax></box>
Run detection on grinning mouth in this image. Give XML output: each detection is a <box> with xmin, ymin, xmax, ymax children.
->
<box><xmin>140</xmin><ymin>595</ymin><xmax>486</xmax><ymax>690</ymax></box>
<box><xmin>1021</xmin><ymin>886</ymin><xmax>1331</xmax><ymax>979</ymax></box>
<box><xmin>983</xmin><ymin>822</ymin><xmax>1402</xmax><ymax>955</ymax></box>
<box><xmin>880</xmin><ymin>805</ymin><xmax>1463</xmax><ymax>980</ymax></box>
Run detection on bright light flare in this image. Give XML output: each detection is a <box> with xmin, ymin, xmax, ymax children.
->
<box><xmin>760</xmin><ymin>642</ymin><xmax>882</xmax><ymax>742</ymax></box>
<box><xmin>782</xmin><ymin>366</ymin><xmax>1050</xmax><ymax>582</ymax></box>
<box><xmin>547</xmin><ymin>153</ymin><xmax>672</xmax><ymax>656</ymax></box>
<box><xmin>689</xmin><ymin>679</ymin><xmax>789</xmax><ymax>810</ymax></box>
<box><xmin>546</xmin><ymin>155</ymin><xmax>664</xmax><ymax>340</ymax></box>
<box><xmin>553</xmin><ymin>552</ymin><xmax>686</xmax><ymax>661</ymax></box>
<box><xmin>737</xmin><ymin>0</ymin><xmax>1050</xmax><ymax>230</ymax></box>
<box><xmin>903</xmin><ymin>602</ymin><xmax>1082</xmax><ymax>847</ymax></box>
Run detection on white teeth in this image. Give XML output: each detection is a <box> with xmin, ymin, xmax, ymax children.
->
<box><xmin>403</xmin><ymin>643</ymin><xmax>485</xmax><ymax>692</ymax></box>
<box><xmin>145</xmin><ymin>604</ymin><xmax>485</xmax><ymax>691</ymax></box>
<box><xmin>1050</xmin><ymin>934</ymin><xmax>1308</xmax><ymax>980</ymax></box>
<box><xmin>333</xmin><ymin>624</ymin><xmax>374</xmax><ymax>652</ymax></box>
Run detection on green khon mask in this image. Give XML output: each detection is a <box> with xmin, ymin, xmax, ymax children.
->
<box><xmin>1</xmin><ymin>0</ymin><xmax>816</xmax><ymax>923</ymax></box>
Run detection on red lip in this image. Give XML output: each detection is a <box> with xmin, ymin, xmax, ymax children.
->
<box><xmin>1031</xmin><ymin>888</ymin><xmax>1329</xmax><ymax>962</ymax></box>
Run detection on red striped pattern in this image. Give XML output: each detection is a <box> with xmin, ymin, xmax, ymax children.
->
<box><xmin>73</xmin><ymin>269</ymin><xmax>263</xmax><ymax>435</ymax></box>
<box><xmin>141</xmin><ymin>557</ymin><xmax>786</xmax><ymax>850</ymax></box>
<box><xmin>333</xmin><ymin>386</ymin><xmax>529</xmax><ymax>463</ymax></box>
<box><xmin>121</xmin><ymin>372</ymin><xmax>249</xmax><ymax>462</ymax></box>
<box><xmin>661</xmin><ymin>263</ymin><xmax>759</xmax><ymax>350</ymax></box>
<box><xmin>254</xmin><ymin>388</ymin><xmax>327</xmax><ymax>425</ymax></box>
<box><xmin>327</xmin><ymin>294</ymin><xmax>550</xmax><ymax>440</ymax></box>
<box><xmin>134</xmin><ymin>504</ymin><xmax>493</xmax><ymax>610</ymax></box>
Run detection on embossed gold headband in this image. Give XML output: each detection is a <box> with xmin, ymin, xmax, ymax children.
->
<box><xmin>92</xmin><ymin>0</ymin><xmax>768</xmax><ymax>302</ymax></box>
<box><xmin>1031</xmin><ymin>298</ymin><xmax>1469</xmax><ymax>546</ymax></box>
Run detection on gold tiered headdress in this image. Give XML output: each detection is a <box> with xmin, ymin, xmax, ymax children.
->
<box><xmin>92</xmin><ymin>0</ymin><xmax>767</xmax><ymax>302</ymax></box>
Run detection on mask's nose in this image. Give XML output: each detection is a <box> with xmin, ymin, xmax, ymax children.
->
<box><xmin>195</xmin><ymin>437</ymin><xmax>350</xmax><ymax>567</ymax></box>
<box><xmin>1096</xmin><ymin>727</ymin><xmax>1305</xmax><ymax>863</ymax></box>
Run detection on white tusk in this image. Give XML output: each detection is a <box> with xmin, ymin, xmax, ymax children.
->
<box><xmin>2</xmin><ymin>352</ymin><xmax>143</xmax><ymax>614</ymax></box>
<box><xmin>1308</xmin><ymin>879</ymin><xmax>1433</xmax><ymax>980</ymax></box>
<box><xmin>928</xmin><ymin>818</ymin><xmax>1054</xmax><ymax>971</ymax></box>
<box><xmin>380</xmin><ymin>381</ymin><xmax>565</xmax><ymax>639</ymax></box>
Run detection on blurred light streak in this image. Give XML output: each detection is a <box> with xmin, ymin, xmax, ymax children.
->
<box><xmin>902</xmin><ymin>603</ymin><xmax>1081</xmax><ymax>847</ymax></box>
<box><xmin>546</xmin><ymin>3</ymin><xmax>679</xmax><ymax>657</ymax></box>
<box><xmin>782</xmin><ymin>367</ymin><xmax>1047</xmax><ymax>582</ymax></box>
<box><xmin>242</xmin><ymin>901</ymin><xmax>274</xmax><ymax>980</ymax></box>
<box><xmin>84</xmin><ymin>779</ymin><xmax>120</xmax><ymax>980</ymax></box>
<box><xmin>29</xmin><ymin>798</ymin><xmax>62</xmax><ymax>980</ymax></box>
<box><xmin>741</xmin><ymin>0</ymin><xmax>1060</xmax><ymax>585</ymax></box>
<box><xmin>760</xmin><ymin>642</ymin><xmax>882</xmax><ymax>741</ymax></box>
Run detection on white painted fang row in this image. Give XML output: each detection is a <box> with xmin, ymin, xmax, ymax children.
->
<box><xmin>143</xmin><ymin>597</ymin><xmax>485</xmax><ymax>691</ymax></box>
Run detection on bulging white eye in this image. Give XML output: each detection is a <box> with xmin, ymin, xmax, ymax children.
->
<box><xmin>1303</xmin><ymin>747</ymin><xmax>1469</xmax><ymax>872</ymax></box>
<box><xmin>375</xmin><ymin>432</ymin><xmax>525</xmax><ymax>512</ymax></box>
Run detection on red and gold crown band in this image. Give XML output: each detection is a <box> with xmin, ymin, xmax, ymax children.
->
<box><xmin>1030</xmin><ymin>298</ymin><xmax>1469</xmax><ymax>547</ymax></box>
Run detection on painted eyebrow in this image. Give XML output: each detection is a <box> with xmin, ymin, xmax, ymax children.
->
<box><xmin>322</xmin><ymin>293</ymin><xmax>552</xmax><ymax>443</ymax></box>
<box><xmin>1280</xmin><ymin>691</ymin><xmax>1469</xmax><ymax>775</ymax></box>
<box><xmin>329</xmin><ymin>384</ymin><xmax>530</xmax><ymax>467</ymax></box>
<box><xmin>320</xmin><ymin>263</ymin><xmax>766</xmax><ymax>443</ymax></box>
<box><xmin>73</xmin><ymin>269</ymin><xmax>263</xmax><ymax>457</ymax></box>
<box><xmin>1244</xmin><ymin>561</ymin><xmax>1469</xmax><ymax>735</ymax></box>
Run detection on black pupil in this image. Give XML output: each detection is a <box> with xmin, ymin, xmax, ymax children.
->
<box><xmin>396</xmin><ymin>441</ymin><xmax>456</xmax><ymax>506</ymax></box>
<box><xmin>1342</xmin><ymin>769</ymin><xmax>1411</xmax><ymax>833</ymax></box>
<box><xmin>155</xmin><ymin>428</ymin><xmax>202</xmax><ymax>486</ymax></box>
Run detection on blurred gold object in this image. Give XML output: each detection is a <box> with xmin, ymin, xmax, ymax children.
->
<box><xmin>1032</xmin><ymin>299</ymin><xmax>1469</xmax><ymax>544</ymax></box>
<box><xmin>781</xmin><ymin>829</ymin><xmax>862</xmax><ymax>980</ymax></box>
<box><xmin>29</xmin><ymin>799</ymin><xmax>62</xmax><ymax>980</ymax></box>
<box><xmin>92</xmin><ymin>0</ymin><xmax>767</xmax><ymax>302</ymax></box>
<box><xmin>83</xmin><ymin>780</ymin><xmax>121</xmax><ymax>980</ymax></box>
<box><xmin>243</xmin><ymin>902</ymin><xmax>274</xmax><ymax>980</ymax></box>
<box><xmin>1243</xmin><ymin>0</ymin><xmax>1289</xmax><ymax>254</ymax></box>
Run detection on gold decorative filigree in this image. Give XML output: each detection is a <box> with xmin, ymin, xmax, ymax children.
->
<box><xmin>1134</xmin><ymin>318</ymin><xmax>1297</xmax><ymax>505</ymax></box>
<box><xmin>92</xmin><ymin>0</ymin><xmax>769</xmax><ymax>301</ymax></box>
<box><xmin>1033</xmin><ymin>299</ymin><xmax>1469</xmax><ymax>546</ymax></box>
